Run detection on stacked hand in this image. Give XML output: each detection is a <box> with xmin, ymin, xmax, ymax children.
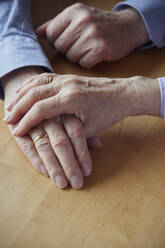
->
<box><xmin>5</xmin><ymin>73</ymin><xmax>134</xmax><ymax>136</ymax></box>
<box><xmin>3</xmin><ymin>70</ymin><xmax>102</xmax><ymax>190</ymax></box>
<box><xmin>8</xmin><ymin>116</ymin><xmax>99</xmax><ymax>189</ymax></box>
<box><xmin>4</xmin><ymin>73</ymin><xmax>160</xmax><ymax>172</ymax></box>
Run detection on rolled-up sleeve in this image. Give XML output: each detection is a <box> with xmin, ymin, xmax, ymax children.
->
<box><xmin>114</xmin><ymin>0</ymin><xmax>165</xmax><ymax>48</ymax></box>
<box><xmin>0</xmin><ymin>0</ymin><xmax>53</xmax><ymax>98</ymax></box>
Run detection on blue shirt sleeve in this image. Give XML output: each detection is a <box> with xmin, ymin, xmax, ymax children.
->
<box><xmin>114</xmin><ymin>0</ymin><xmax>165</xmax><ymax>49</ymax></box>
<box><xmin>0</xmin><ymin>0</ymin><xmax>53</xmax><ymax>99</ymax></box>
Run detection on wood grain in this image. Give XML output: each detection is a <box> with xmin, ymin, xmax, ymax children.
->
<box><xmin>1</xmin><ymin>1</ymin><xmax>165</xmax><ymax>248</ymax></box>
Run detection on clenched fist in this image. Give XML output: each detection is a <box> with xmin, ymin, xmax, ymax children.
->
<box><xmin>37</xmin><ymin>3</ymin><xmax>149</xmax><ymax>68</ymax></box>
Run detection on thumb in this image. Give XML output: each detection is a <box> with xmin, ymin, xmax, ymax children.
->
<box><xmin>36</xmin><ymin>20</ymin><xmax>52</xmax><ymax>38</ymax></box>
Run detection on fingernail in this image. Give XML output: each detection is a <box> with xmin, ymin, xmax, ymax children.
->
<box><xmin>6</xmin><ymin>104</ymin><xmax>12</xmax><ymax>111</ymax></box>
<box><xmin>70</xmin><ymin>176</ymin><xmax>83</xmax><ymax>189</ymax></box>
<box><xmin>13</xmin><ymin>127</ymin><xmax>21</xmax><ymax>136</ymax></box>
<box><xmin>3</xmin><ymin>115</ymin><xmax>11</xmax><ymax>123</ymax></box>
<box><xmin>40</xmin><ymin>165</ymin><xmax>48</xmax><ymax>176</ymax></box>
<box><xmin>55</xmin><ymin>175</ymin><xmax>68</xmax><ymax>189</ymax></box>
<box><xmin>15</xmin><ymin>86</ymin><xmax>22</xmax><ymax>93</ymax></box>
<box><xmin>83</xmin><ymin>164</ymin><xmax>92</xmax><ymax>176</ymax></box>
<box><xmin>12</xmin><ymin>127</ymin><xmax>18</xmax><ymax>136</ymax></box>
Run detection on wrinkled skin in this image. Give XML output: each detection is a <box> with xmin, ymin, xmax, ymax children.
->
<box><xmin>37</xmin><ymin>3</ymin><xmax>149</xmax><ymax>68</ymax></box>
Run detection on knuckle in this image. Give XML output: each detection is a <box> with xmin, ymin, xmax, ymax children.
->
<box><xmin>42</xmin><ymin>72</ymin><xmax>50</xmax><ymax>77</ymax></box>
<box><xmin>70</xmin><ymin>80</ymin><xmax>81</xmax><ymax>88</ymax></box>
<box><xmin>43</xmin><ymin>73</ymin><xmax>53</xmax><ymax>80</ymax></box>
<box><xmin>49</xmin><ymin>167</ymin><xmax>61</xmax><ymax>178</ymax></box>
<box><xmin>37</xmin><ymin>140</ymin><xmax>51</xmax><ymax>152</ymax></box>
<box><xmin>64</xmin><ymin>77</ymin><xmax>82</xmax><ymax>89</ymax></box>
<box><xmin>17</xmin><ymin>92</ymin><xmax>24</xmax><ymax>101</ymax></box>
<box><xmin>69</xmin><ymin>75</ymin><xmax>80</xmax><ymax>83</ymax></box>
<box><xmin>46</xmin><ymin>27</ymin><xmax>53</xmax><ymax>41</ymax></box>
<box><xmin>89</xmin><ymin>24</ymin><xmax>99</xmax><ymax>37</ymax></box>
<box><xmin>63</xmin><ymin>75</ymin><xmax>79</xmax><ymax>83</ymax></box>
<box><xmin>46</xmin><ymin>22</ymin><xmax>56</xmax><ymax>41</ymax></box>
<box><xmin>72</xmin><ymin>2</ymin><xmax>84</xmax><ymax>10</ymax></box>
<box><xmin>99</xmin><ymin>39</ymin><xmax>108</xmax><ymax>53</ymax></box>
<box><xmin>34</xmin><ymin>101</ymin><xmax>44</xmax><ymax>115</ymax></box>
<box><xmin>65</xmin><ymin>2</ymin><xmax>84</xmax><ymax>15</ymax></box>
<box><xmin>75</xmin><ymin>10</ymin><xmax>92</xmax><ymax>27</ymax></box>
<box><xmin>80</xmin><ymin>11</ymin><xmax>92</xmax><ymax>22</ymax></box>
<box><xmin>51</xmin><ymin>137</ymin><xmax>68</xmax><ymax>149</ymax></box>
<box><xmin>21</xmin><ymin>141</ymin><xmax>34</xmax><ymax>154</ymax></box>
<box><xmin>54</xmin><ymin>40</ymin><xmax>65</xmax><ymax>53</ymax></box>
<box><xmin>67</xmin><ymin>126</ymin><xmax>83</xmax><ymax>139</ymax></box>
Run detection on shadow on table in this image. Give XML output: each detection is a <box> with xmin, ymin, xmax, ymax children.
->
<box><xmin>83</xmin><ymin>117</ymin><xmax>165</xmax><ymax>189</ymax></box>
<box><xmin>51</xmin><ymin>47</ymin><xmax>165</xmax><ymax>79</ymax></box>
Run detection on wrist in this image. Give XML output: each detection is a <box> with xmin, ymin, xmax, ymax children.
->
<box><xmin>119</xmin><ymin>8</ymin><xmax>149</xmax><ymax>48</ymax></box>
<box><xmin>104</xmin><ymin>78</ymin><xmax>138</xmax><ymax>122</ymax></box>
<box><xmin>128</xmin><ymin>76</ymin><xmax>160</xmax><ymax>117</ymax></box>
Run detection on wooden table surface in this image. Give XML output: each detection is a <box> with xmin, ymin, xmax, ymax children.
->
<box><xmin>1</xmin><ymin>1</ymin><xmax>165</xmax><ymax>247</ymax></box>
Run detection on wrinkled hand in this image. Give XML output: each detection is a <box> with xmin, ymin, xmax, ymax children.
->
<box><xmin>3</xmin><ymin>70</ymin><xmax>102</xmax><ymax>190</ymax></box>
<box><xmin>36</xmin><ymin>3</ymin><xmax>149</xmax><ymax>68</ymax></box>
<box><xmin>5</xmin><ymin>73</ymin><xmax>136</xmax><ymax>137</ymax></box>
<box><xmin>8</xmin><ymin>116</ymin><xmax>99</xmax><ymax>189</ymax></box>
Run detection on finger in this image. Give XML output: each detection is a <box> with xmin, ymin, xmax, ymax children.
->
<box><xmin>62</xmin><ymin>115</ymin><xmax>92</xmax><ymax>176</ymax></box>
<box><xmin>66</xmin><ymin>31</ymin><xmax>91</xmax><ymax>63</ymax></box>
<box><xmin>4</xmin><ymin>84</ymin><xmax>58</xmax><ymax>124</ymax></box>
<box><xmin>15</xmin><ymin>73</ymin><xmax>56</xmax><ymax>93</ymax></box>
<box><xmin>7</xmin><ymin>95</ymin><xmax>65</xmax><ymax>136</ymax></box>
<box><xmin>29</xmin><ymin>126</ymin><xmax>68</xmax><ymax>189</ymax></box>
<box><xmin>54</xmin><ymin>22</ymin><xmax>80</xmax><ymax>54</ymax></box>
<box><xmin>45</xmin><ymin>11</ymin><xmax>71</xmax><ymax>43</ymax></box>
<box><xmin>66</xmin><ymin>45</ymin><xmax>89</xmax><ymax>64</ymax></box>
<box><xmin>36</xmin><ymin>20</ymin><xmax>52</xmax><ymax>38</ymax></box>
<box><xmin>79</xmin><ymin>49</ymin><xmax>104</xmax><ymax>69</ymax></box>
<box><xmin>9</xmin><ymin>125</ymin><xmax>48</xmax><ymax>177</ymax></box>
<box><xmin>7</xmin><ymin>73</ymin><xmax>56</xmax><ymax>111</ymax></box>
<box><xmin>66</xmin><ymin>25</ymin><xmax>102</xmax><ymax>64</ymax></box>
<box><xmin>43</xmin><ymin>117</ymin><xmax>83</xmax><ymax>189</ymax></box>
<box><xmin>87</xmin><ymin>136</ymin><xmax>103</xmax><ymax>149</ymax></box>
<box><xmin>14</xmin><ymin>73</ymin><xmax>49</xmax><ymax>94</ymax></box>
